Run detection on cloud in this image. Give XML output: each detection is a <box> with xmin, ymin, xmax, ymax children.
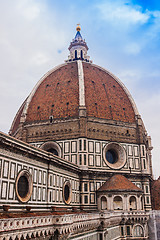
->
<box><xmin>0</xmin><ymin>0</ymin><xmax>159</xmax><ymax>178</ymax></box>
<box><xmin>0</xmin><ymin>0</ymin><xmax>71</xmax><ymax>134</ymax></box>
<box><xmin>136</xmin><ymin>91</ymin><xmax>160</xmax><ymax>178</ymax></box>
<box><xmin>96</xmin><ymin>0</ymin><xmax>150</xmax><ymax>27</ymax></box>
<box><xmin>16</xmin><ymin>0</ymin><xmax>42</xmax><ymax>21</ymax></box>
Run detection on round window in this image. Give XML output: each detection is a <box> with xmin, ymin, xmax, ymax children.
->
<box><xmin>106</xmin><ymin>149</ymin><xmax>118</xmax><ymax>164</ymax></box>
<box><xmin>103</xmin><ymin>142</ymin><xmax>126</xmax><ymax>169</ymax></box>
<box><xmin>63</xmin><ymin>181</ymin><xmax>72</xmax><ymax>205</ymax></box>
<box><xmin>15</xmin><ymin>170</ymin><xmax>33</xmax><ymax>203</ymax></box>
<box><xmin>18</xmin><ymin>176</ymin><xmax>29</xmax><ymax>198</ymax></box>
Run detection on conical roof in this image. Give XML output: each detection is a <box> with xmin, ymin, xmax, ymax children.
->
<box><xmin>97</xmin><ymin>174</ymin><xmax>142</xmax><ymax>192</ymax></box>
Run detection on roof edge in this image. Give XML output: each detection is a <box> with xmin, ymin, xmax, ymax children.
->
<box><xmin>88</xmin><ymin>62</ymin><xmax>139</xmax><ymax>116</ymax></box>
<box><xmin>20</xmin><ymin>62</ymin><xmax>68</xmax><ymax>123</ymax></box>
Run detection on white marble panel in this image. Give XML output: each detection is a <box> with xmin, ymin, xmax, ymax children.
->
<box><xmin>38</xmin><ymin>187</ymin><xmax>41</xmax><ymax>200</ymax></box>
<box><xmin>39</xmin><ymin>170</ymin><xmax>42</xmax><ymax>184</ymax></box>
<box><xmin>128</xmin><ymin>145</ymin><xmax>133</xmax><ymax>156</ymax></box>
<box><xmin>135</xmin><ymin>158</ymin><xmax>139</xmax><ymax>169</ymax></box>
<box><xmin>64</xmin><ymin>142</ymin><xmax>70</xmax><ymax>153</ymax></box>
<box><xmin>90</xmin><ymin>193</ymin><xmax>95</xmax><ymax>203</ymax></box>
<box><xmin>34</xmin><ymin>169</ymin><xmax>37</xmax><ymax>183</ymax></box>
<box><xmin>71</xmin><ymin>155</ymin><xmax>77</xmax><ymax>164</ymax></box>
<box><xmin>134</xmin><ymin>146</ymin><xmax>139</xmax><ymax>157</ymax></box>
<box><xmin>10</xmin><ymin>163</ymin><xmax>16</xmax><ymax>179</ymax></box>
<box><xmin>88</xmin><ymin>141</ymin><xmax>94</xmax><ymax>153</ymax></box>
<box><xmin>2</xmin><ymin>182</ymin><xmax>7</xmax><ymax>198</ymax></box>
<box><xmin>71</xmin><ymin>141</ymin><xmax>77</xmax><ymax>153</ymax></box>
<box><xmin>9</xmin><ymin>183</ymin><xmax>14</xmax><ymax>199</ymax></box>
<box><xmin>42</xmin><ymin>188</ymin><xmax>46</xmax><ymax>201</ymax></box>
<box><xmin>43</xmin><ymin>171</ymin><xmax>46</xmax><ymax>185</ymax></box>
<box><xmin>96</xmin><ymin>155</ymin><xmax>101</xmax><ymax>166</ymax></box>
<box><xmin>53</xmin><ymin>189</ymin><xmax>55</xmax><ymax>201</ymax></box>
<box><xmin>88</xmin><ymin>155</ymin><xmax>94</xmax><ymax>166</ymax></box>
<box><xmin>3</xmin><ymin>161</ymin><xmax>9</xmax><ymax>178</ymax></box>
<box><xmin>129</xmin><ymin>158</ymin><xmax>134</xmax><ymax>168</ymax></box>
<box><xmin>95</xmin><ymin>142</ymin><xmax>101</xmax><ymax>153</ymax></box>
<box><xmin>33</xmin><ymin>186</ymin><xmax>37</xmax><ymax>200</ymax></box>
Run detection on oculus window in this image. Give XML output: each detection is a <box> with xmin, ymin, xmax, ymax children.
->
<box><xmin>63</xmin><ymin>181</ymin><xmax>72</xmax><ymax>205</ymax></box>
<box><xmin>103</xmin><ymin>142</ymin><xmax>126</xmax><ymax>169</ymax></box>
<box><xmin>15</xmin><ymin>170</ymin><xmax>33</xmax><ymax>203</ymax></box>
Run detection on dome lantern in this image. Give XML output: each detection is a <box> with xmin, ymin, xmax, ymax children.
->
<box><xmin>66</xmin><ymin>25</ymin><xmax>92</xmax><ymax>62</ymax></box>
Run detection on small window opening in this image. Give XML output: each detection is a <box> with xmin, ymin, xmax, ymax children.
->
<box><xmin>47</xmin><ymin>148</ymin><xmax>58</xmax><ymax>156</ymax></box>
<box><xmin>84</xmin><ymin>195</ymin><xmax>88</xmax><ymax>204</ymax></box>
<box><xmin>99</xmin><ymin>233</ymin><xmax>103</xmax><ymax>240</ymax></box>
<box><xmin>143</xmin><ymin>159</ymin><xmax>146</xmax><ymax>169</ymax></box>
<box><xmin>84</xmin><ymin>140</ymin><xmax>86</xmax><ymax>151</ymax></box>
<box><xmin>142</xmin><ymin>146</ymin><xmax>145</xmax><ymax>156</ymax></box>
<box><xmin>127</xmin><ymin>226</ymin><xmax>130</xmax><ymax>236</ymax></box>
<box><xmin>84</xmin><ymin>183</ymin><xmax>88</xmax><ymax>191</ymax></box>
<box><xmin>37</xmin><ymin>106</ymin><xmax>40</xmax><ymax>110</ymax></box>
<box><xmin>84</xmin><ymin>154</ymin><xmax>86</xmax><ymax>165</ymax></box>
<box><xmin>79</xmin><ymin>154</ymin><xmax>82</xmax><ymax>165</ymax></box>
<box><xmin>146</xmin><ymin>185</ymin><xmax>149</xmax><ymax>193</ymax></box>
<box><xmin>75</xmin><ymin>50</ymin><xmax>77</xmax><ymax>59</ymax></box>
<box><xmin>49</xmin><ymin>116</ymin><xmax>53</xmax><ymax>123</ymax></box>
<box><xmin>81</xmin><ymin>50</ymin><xmax>83</xmax><ymax>59</ymax></box>
<box><xmin>79</xmin><ymin>140</ymin><xmax>82</xmax><ymax>151</ymax></box>
<box><xmin>146</xmin><ymin>196</ymin><xmax>150</xmax><ymax>204</ymax></box>
<box><xmin>121</xmin><ymin>227</ymin><xmax>124</xmax><ymax>236</ymax></box>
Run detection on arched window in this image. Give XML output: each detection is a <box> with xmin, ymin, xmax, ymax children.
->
<box><xmin>75</xmin><ymin>50</ymin><xmax>77</xmax><ymax>59</ymax></box>
<box><xmin>134</xmin><ymin>225</ymin><xmax>144</xmax><ymax>237</ymax></box>
<box><xmin>81</xmin><ymin>50</ymin><xmax>83</xmax><ymax>59</ymax></box>
<box><xmin>47</xmin><ymin>148</ymin><xmax>58</xmax><ymax>156</ymax></box>
<box><xmin>113</xmin><ymin>196</ymin><xmax>123</xmax><ymax>210</ymax></box>
<box><xmin>129</xmin><ymin>196</ymin><xmax>137</xmax><ymax>210</ymax></box>
<box><xmin>101</xmin><ymin>196</ymin><xmax>107</xmax><ymax>210</ymax></box>
<box><xmin>40</xmin><ymin>141</ymin><xmax>61</xmax><ymax>157</ymax></box>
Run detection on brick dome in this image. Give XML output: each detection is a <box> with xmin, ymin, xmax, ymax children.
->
<box><xmin>9</xmin><ymin>27</ymin><xmax>141</xmax><ymax>143</ymax></box>
<box><xmin>10</xmin><ymin>60</ymin><xmax>138</xmax><ymax>136</ymax></box>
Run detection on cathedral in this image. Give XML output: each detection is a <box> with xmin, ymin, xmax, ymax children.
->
<box><xmin>0</xmin><ymin>25</ymin><xmax>159</xmax><ymax>239</ymax></box>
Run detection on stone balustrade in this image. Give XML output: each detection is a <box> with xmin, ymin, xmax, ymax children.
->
<box><xmin>0</xmin><ymin>211</ymin><xmax>149</xmax><ymax>240</ymax></box>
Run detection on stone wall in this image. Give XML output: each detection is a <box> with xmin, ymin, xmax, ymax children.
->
<box><xmin>149</xmin><ymin>210</ymin><xmax>160</xmax><ymax>240</ymax></box>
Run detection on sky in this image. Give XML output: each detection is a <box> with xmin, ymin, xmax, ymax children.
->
<box><xmin>0</xmin><ymin>0</ymin><xmax>160</xmax><ymax>178</ymax></box>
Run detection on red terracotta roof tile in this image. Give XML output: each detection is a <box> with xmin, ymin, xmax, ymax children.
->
<box><xmin>11</xmin><ymin>61</ymin><xmax>136</xmax><ymax>134</ymax></box>
<box><xmin>97</xmin><ymin>174</ymin><xmax>142</xmax><ymax>192</ymax></box>
<box><xmin>151</xmin><ymin>178</ymin><xmax>160</xmax><ymax>210</ymax></box>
